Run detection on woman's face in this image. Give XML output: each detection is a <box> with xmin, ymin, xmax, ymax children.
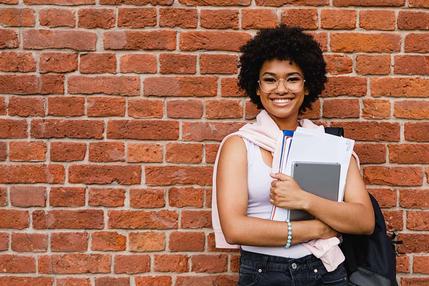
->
<box><xmin>257</xmin><ymin>59</ymin><xmax>307</xmax><ymax>129</ymax></box>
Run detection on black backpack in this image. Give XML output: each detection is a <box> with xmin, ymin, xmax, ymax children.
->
<box><xmin>325</xmin><ymin>127</ymin><xmax>398</xmax><ymax>286</ymax></box>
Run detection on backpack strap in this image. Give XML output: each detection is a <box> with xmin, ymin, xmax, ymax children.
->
<box><xmin>324</xmin><ymin>127</ymin><xmax>344</xmax><ymax>137</ymax></box>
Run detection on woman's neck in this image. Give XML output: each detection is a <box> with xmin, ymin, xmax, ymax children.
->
<box><xmin>269</xmin><ymin>114</ymin><xmax>299</xmax><ymax>131</ymax></box>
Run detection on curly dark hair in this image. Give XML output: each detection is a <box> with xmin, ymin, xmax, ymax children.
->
<box><xmin>238</xmin><ymin>25</ymin><xmax>327</xmax><ymax>113</ymax></box>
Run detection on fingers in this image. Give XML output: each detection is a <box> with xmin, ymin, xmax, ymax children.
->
<box><xmin>270</xmin><ymin>172</ymin><xmax>292</xmax><ymax>181</ymax></box>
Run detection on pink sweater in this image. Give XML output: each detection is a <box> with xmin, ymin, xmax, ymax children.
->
<box><xmin>212</xmin><ymin>110</ymin><xmax>357</xmax><ymax>272</ymax></box>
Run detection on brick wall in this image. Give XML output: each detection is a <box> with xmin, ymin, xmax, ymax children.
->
<box><xmin>0</xmin><ymin>0</ymin><xmax>428</xmax><ymax>285</ymax></box>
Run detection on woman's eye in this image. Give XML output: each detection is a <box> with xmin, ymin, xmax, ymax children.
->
<box><xmin>288</xmin><ymin>77</ymin><xmax>301</xmax><ymax>82</ymax></box>
<box><xmin>263</xmin><ymin>78</ymin><xmax>276</xmax><ymax>83</ymax></box>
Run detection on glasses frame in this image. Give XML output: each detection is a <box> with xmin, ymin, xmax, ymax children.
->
<box><xmin>258</xmin><ymin>76</ymin><xmax>306</xmax><ymax>94</ymax></box>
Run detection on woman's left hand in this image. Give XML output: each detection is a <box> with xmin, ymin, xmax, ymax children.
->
<box><xmin>269</xmin><ymin>173</ymin><xmax>312</xmax><ymax>210</ymax></box>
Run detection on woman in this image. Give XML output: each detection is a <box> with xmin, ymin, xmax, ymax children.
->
<box><xmin>212</xmin><ymin>25</ymin><xmax>375</xmax><ymax>286</ymax></box>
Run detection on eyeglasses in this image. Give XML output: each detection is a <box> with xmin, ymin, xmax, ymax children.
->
<box><xmin>258</xmin><ymin>75</ymin><xmax>305</xmax><ymax>93</ymax></box>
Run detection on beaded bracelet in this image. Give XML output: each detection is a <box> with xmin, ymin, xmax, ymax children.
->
<box><xmin>285</xmin><ymin>221</ymin><xmax>292</xmax><ymax>248</ymax></box>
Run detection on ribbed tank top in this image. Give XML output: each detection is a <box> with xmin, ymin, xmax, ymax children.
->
<box><xmin>240</xmin><ymin>137</ymin><xmax>311</xmax><ymax>258</ymax></box>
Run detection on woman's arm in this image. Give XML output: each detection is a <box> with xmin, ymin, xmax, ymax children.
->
<box><xmin>270</xmin><ymin>157</ymin><xmax>375</xmax><ymax>235</ymax></box>
<box><xmin>217</xmin><ymin>135</ymin><xmax>337</xmax><ymax>246</ymax></box>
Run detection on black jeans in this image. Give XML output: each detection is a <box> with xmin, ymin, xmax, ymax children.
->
<box><xmin>238</xmin><ymin>250</ymin><xmax>348</xmax><ymax>286</ymax></box>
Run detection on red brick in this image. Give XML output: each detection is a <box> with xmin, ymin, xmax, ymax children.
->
<box><xmin>144</xmin><ymin>76</ymin><xmax>217</xmax><ymax>97</ymax></box>
<box><xmin>88</xmin><ymin>188</ymin><xmax>125</xmax><ymax>207</ymax></box>
<box><xmin>0</xmin><ymin>210</ymin><xmax>28</xmax><ymax>229</ymax></box>
<box><xmin>8</xmin><ymin>96</ymin><xmax>44</xmax><ymax>117</ymax></box>
<box><xmin>166</xmin><ymin>143</ymin><xmax>203</xmax><ymax>164</ymax></box>
<box><xmin>114</xmin><ymin>255</ymin><xmax>150</xmax><ymax>274</ymax></box>
<box><xmin>40</xmin><ymin>52</ymin><xmax>77</xmax><ymax>73</ymax></box>
<box><xmin>400</xmin><ymin>189</ymin><xmax>429</xmax><ymax>208</ymax></box>
<box><xmin>0</xmin><ymin>164</ymin><xmax>64</xmax><ymax>184</ymax></box>
<box><xmin>221</xmin><ymin>78</ymin><xmax>245</xmax><ymax>97</ymax></box>
<box><xmin>80</xmin><ymin>53</ymin><xmax>116</xmax><ymax>74</ymax></box>
<box><xmin>48</xmin><ymin>96</ymin><xmax>84</xmax><ymax>117</ymax></box>
<box><xmin>135</xmin><ymin>276</ymin><xmax>171</xmax><ymax>286</ymax></box>
<box><xmin>108</xmin><ymin>210</ymin><xmax>178</xmax><ymax>229</ymax></box>
<box><xmin>230</xmin><ymin>255</ymin><xmax>240</xmax><ymax>272</ymax></box>
<box><xmin>200</xmin><ymin>54</ymin><xmax>238</xmax><ymax>74</ymax></box>
<box><xmin>100</xmin><ymin>0</ymin><xmax>171</xmax><ymax>4</ymax></box>
<box><xmin>92</xmin><ymin>231</ymin><xmax>126</xmax><ymax>251</ymax></box>
<box><xmin>405</xmin><ymin>33</ymin><xmax>429</xmax><ymax>53</ymax></box>
<box><xmin>322</xmin><ymin>99</ymin><xmax>359</xmax><ymax>118</ymax></box>
<box><xmin>245</xmin><ymin>101</ymin><xmax>260</xmax><ymax>120</ymax></box>
<box><xmin>145</xmin><ymin>166</ymin><xmax>212</xmax><ymax>186</ymax></box>
<box><xmin>154</xmin><ymin>254</ymin><xmax>188</xmax><ymax>272</ymax></box>
<box><xmin>0</xmin><ymin>255</ymin><xmax>35</xmax><ymax>273</ymax></box>
<box><xmin>160</xmin><ymin>54</ymin><xmax>196</xmax><ymax>75</ymax></box>
<box><xmin>362</xmin><ymin>99</ymin><xmax>391</xmax><ymax>119</ymax></box>
<box><xmin>367</xmin><ymin>188</ymin><xmax>396</xmax><ymax>208</ymax></box>
<box><xmin>180</xmin><ymin>31</ymin><xmax>251</xmax><ymax>52</ymax></box>
<box><xmin>159</xmin><ymin>8</ymin><xmax>197</xmax><ymax>28</ymax></box>
<box><xmin>255</xmin><ymin>0</ymin><xmax>327</xmax><ymax>5</ymax></box>
<box><xmin>69</xmin><ymin>165</ymin><xmax>140</xmax><ymax>185</ymax></box>
<box><xmin>242</xmin><ymin>9</ymin><xmax>277</xmax><ymax>29</ymax></box>
<box><xmin>0</xmin><ymin>188</ymin><xmax>6</xmax><ymax>206</ymax></box>
<box><xmin>95</xmin><ymin>277</ymin><xmax>130</xmax><ymax>286</ymax></box>
<box><xmin>181</xmin><ymin>210</ymin><xmax>211</xmax><ymax>228</ymax></box>
<box><xmin>401</xmin><ymin>278</ymin><xmax>429</xmax><ymax>285</ymax></box>
<box><xmin>180</xmin><ymin>0</ymin><xmax>250</xmax><ymax>5</ymax></box>
<box><xmin>0</xmin><ymin>52</ymin><xmax>36</xmax><ymax>72</ymax></box>
<box><xmin>321</xmin><ymin>9</ymin><xmax>356</xmax><ymax>29</ymax></box>
<box><xmin>201</xmin><ymin>9</ymin><xmax>238</xmax><ymax>29</ymax></box>
<box><xmin>0</xmin><ymin>29</ymin><xmax>18</xmax><ymax>49</ymax></box>
<box><xmin>130</xmin><ymin>188</ymin><xmax>165</xmax><ymax>208</ymax></box>
<box><xmin>382</xmin><ymin>210</ymin><xmax>403</xmax><ymax>231</ymax></box>
<box><xmin>414</xmin><ymin>256</ymin><xmax>429</xmax><ymax>274</ymax></box>
<box><xmin>10</xmin><ymin>141</ymin><xmax>46</xmax><ymax>161</ymax></box>
<box><xmin>0</xmin><ymin>8</ymin><xmax>35</xmax><ymax>27</ymax></box>
<box><xmin>10</xmin><ymin>186</ymin><xmax>46</xmax><ymax>207</ymax></box>
<box><xmin>192</xmin><ymin>254</ymin><xmax>228</xmax><ymax>273</ymax></box>
<box><xmin>50</xmin><ymin>187</ymin><xmax>85</xmax><ymax>207</ymax></box>
<box><xmin>167</xmin><ymin>99</ymin><xmax>203</xmax><ymax>118</ymax></box>
<box><xmin>120</xmin><ymin>54</ymin><xmax>157</xmax><ymax>74</ymax></box>
<box><xmin>51</xmin><ymin>142</ymin><xmax>86</xmax><ymax>162</ymax></box>
<box><xmin>39</xmin><ymin>9</ymin><xmax>75</xmax><ymax>28</ymax></box>
<box><xmin>405</xmin><ymin>123</ymin><xmax>429</xmax><ymax>142</ymax></box>
<box><xmin>51</xmin><ymin>232</ymin><xmax>88</xmax><ymax>252</ymax></box>
<box><xmin>33</xmin><ymin>210</ymin><xmax>104</xmax><ymax>229</ymax></box>
<box><xmin>0</xmin><ymin>98</ymin><xmax>5</xmax><ymax>116</ymax></box>
<box><xmin>397</xmin><ymin>234</ymin><xmax>429</xmax><ymax>253</ymax></box>
<box><xmin>333</xmin><ymin>0</ymin><xmax>404</xmax><ymax>6</ymax></box>
<box><xmin>104</xmin><ymin>31</ymin><xmax>176</xmax><ymax>50</ymax></box>
<box><xmin>118</xmin><ymin>8</ymin><xmax>156</xmax><ymax>28</ymax></box>
<box><xmin>11</xmin><ymin>233</ymin><xmax>47</xmax><ymax>252</ymax></box>
<box><xmin>359</xmin><ymin>10</ymin><xmax>395</xmax><ymax>30</ymax></box>
<box><xmin>128</xmin><ymin>98</ymin><xmax>163</xmax><ymax>119</ymax></box>
<box><xmin>206</xmin><ymin>99</ymin><xmax>243</xmax><ymax>119</ymax></box>
<box><xmin>68</xmin><ymin>76</ymin><xmax>139</xmax><ymax>96</ymax></box>
<box><xmin>396</xmin><ymin>255</ymin><xmax>409</xmax><ymax>273</ymax></box>
<box><xmin>25</xmin><ymin>0</ymin><xmax>93</xmax><ymax>4</ymax></box>
<box><xmin>39</xmin><ymin>254</ymin><xmax>110</xmax><ymax>274</ymax></box>
<box><xmin>330</xmin><ymin>122</ymin><xmax>400</xmax><ymax>142</ymax></box>
<box><xmin>127</xmin><ymin>143</ymin><xmax>163</xmax><ymax>163</ymax></box>
<box><xmin>281</xmin><ymin>8</ymin><xmax>318</xmax><ymax>29</ymax></box>
<box><xmin>56</xmin><ymin>278</ymin><xmax>90</xmax><ymax>286</ymax></box>
<box><xmin>398</xmin><ymin>11</ymin><xmax>429</xmax><ymax>30</ymax></box>
<box><xmin>356</xmin><ymin>55</ymin><xmax>390</xmax><ymax>75</ymax></box>
<box><xmin>330</xmin><ymin>33</ymin><xmax>400</xmax><ymax>53</ymax></box>
<box><xmin>322</xmin><ymin>76</ymin><xmax>367</xmax><ymax>97</ymax></box>
<box><xmin>0</xmin><ymin>277</ymin><xmax>53</xmax><ymax>286</ymax></box>
<box><xmin>129</xmin><ymin>232</ymin><xmax>165</xmax><ymax>252</ymax></box>
<box><xmin>89</xmin><ymin>142</ymin><xmax>125</xmax><ymax>162</ymax></box>
<box><xmin>314</xmin><ymin>31</ymin><xmax>335</xmax><ymax>52</ymax></box>
<box><xmin>407</xmin><ymin>211</ymin><xmax>429</xmax><ymax>231</ymax></box>
<box><xmin>169</xmin><ymin>231</ymin><xmax>205</xmax><ymax>251</ymax></box>
<box><xmin>168</xmin><ymin>187</ymin><xmax>204</xmax><ymax>208</ymax></box>
<box><xmin>31</xmin><ymin>119</ymin><xmax>103</xmax><ymax>139</ymax></box>
<box><xmin>395</xmin><ymin>100</ymin><xmax>429</xmax><ymax>119</ymax></box>
<box><xmin>23</xmin><ymin>30</ymin><xmax>96</xmax><ymax>51</ymax></box>
<box><xmin>183</xmin><ymin>122</ymin><xmax>244</xmax><ymax>141</ymax></box>
<box><xmin>0</xmin><ymin>74</ymin><xmax>64</xmax><ymax>95</ymax></box>
<box><xmin>78</xmin><ymin>8</ymin><xmax>114</xmax><ymax>29</ymax></box>
<box><xmin>363</xmin><ymin>166</ymin><xmax>423</xmax><ymax>186</ymax></box>
<box><xmin>372</xmin><ymin>78</ymin><xmax>429</xmax><ymax>97</ymax></box>
<box><xmin>395</xmin><ymin>55</ymin><xmax>429</xmax><ymax>75</ymax></box>
<box><xmin>353</xmin><ymin>143</ymin><xmax>386</xmax><ymax>164</ymax></box>
<box><xmin>176</xmin><ymin>275</ymin><xmax>238</xmax><ymax>286</ymax></box>
<box><xmin>88</xmin><ymin>96</ymin><xmax>125</xmax><ymax>117</ymax></box>
<box><xmin>107</xmin><ymin>120</ymin><xmax>179</xmax><ymax>140</ymax></box>
<box><xmin>324</xmin><ymin>54</ymin><xmax>352</xmax><ymax>75</ymax></box>
<box><xmin>409</xmin><ymin>0</ymin><xmax>429</xmax><ymax>7</ymax></box>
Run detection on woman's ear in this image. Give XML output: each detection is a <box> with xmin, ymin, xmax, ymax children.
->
<box><xmin>304</xmin><ymin>87</ymin><xmax>309</xmax><ymax>96</ymax></box>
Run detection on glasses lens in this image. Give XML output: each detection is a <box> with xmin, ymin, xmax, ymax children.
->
<box><xmin>259</xmin><ymin>76</ymin><xmax>304</xmax><ymax>93</ymax></box>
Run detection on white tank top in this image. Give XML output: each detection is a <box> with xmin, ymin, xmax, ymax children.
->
<box><xmin>240</xmin><ymin>137</ymin><xmax>311</xmax><ymax>258</ymax></box>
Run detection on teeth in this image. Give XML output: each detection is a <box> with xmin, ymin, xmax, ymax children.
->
<box><xmin>272</xmin><ymin>99</ymin><xmax>291</xmax><ymax>103</ymax></box>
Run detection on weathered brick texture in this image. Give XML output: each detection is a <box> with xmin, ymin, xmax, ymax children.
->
<box><xmin>0</xmin><ymin>0</ymin><xmax>427</xmax><ymax>285</ymax></box>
